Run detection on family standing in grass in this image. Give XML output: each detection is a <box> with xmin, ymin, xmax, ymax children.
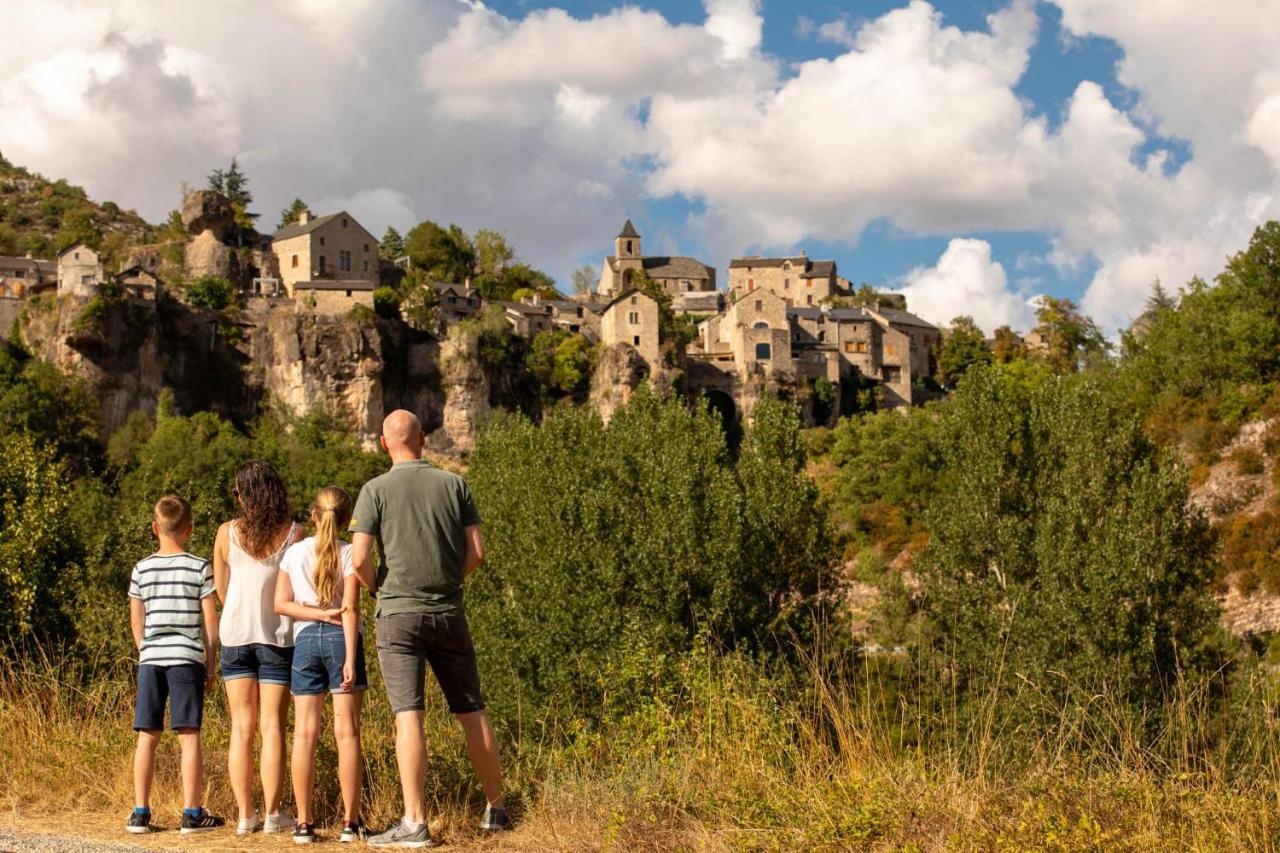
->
<box><xmin>126</xmin><ymin>410</ymin><xmax>508</xmax><ymax>847</ymax></box>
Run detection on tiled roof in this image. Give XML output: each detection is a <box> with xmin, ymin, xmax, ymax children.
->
<box><xmin>0</xmin><ymin>255</ymin><xmax>57</xmax><ymax>275</ymax></box>
<box><xmin>618</xmin><ymin>219</ymin><xmax>641</xmax><ymax>238</ymax></box>
<box><xmin>787</xmin><ymin>307</ymin><xmax>823</xmax><ymax>320</ymax></box>
<box><xmin>605</xmin><ymin>255</ymin><xmax>713</xmax><ymax>279</ymax></box>
<box><xmin>499</xmin><ymin>301</ymin><xmax>553</xmax><ymax>316</ymax></box>
<box><xmin>802</xmin><ymin>260</ymin><xmax>837</xmax><ymax>278</ymax></box>
<box><xmin>828</xmin><ymin>307</ymin><xmax>871</xmax><ymax>321</ymax></box>
<box><xmin>877</xmin><ymin>307</ymin><xmax>938</xmax><ymax>330</ymax></box>
<box><xmin>272</xmin><ymin>211</ymin><xmax>373</xmax><ymax>242</ymax></box>
<box><xmin>728</xmin><ymin>256</ymin><xmax>837</xmax><ymax>278</ymax></box>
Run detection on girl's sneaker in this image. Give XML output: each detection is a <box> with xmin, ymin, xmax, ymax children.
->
<box><xmin>340</xmin><ymin>819</ymin><xmax>370</xmax><ymax>843</ymax></box>
<box><xmin>481</xmin><ymin>806</ymin><xmax>512</xmax><ymax>832</ymax></box>
<box><xmin>294</xmin><ymin>823</ymin><xmax>316</xmax><ymax>844</ymax></box>
<box><xmin>238</xmin><ymin>812</ymin><xmax>263</xmax><ymax>835</ymax></box>
<box><xmin>125</xmin><ymin>811</ymin><xmax>154</xmax><ymax>834</ymax></box>
<box><xmin>180</xmin><ymin>808</ymin><xmax>226</xmax><ymax>835</ymax></box>
<box><xmin>265</xmin><ymin>812</ymin><xmax>297</xmax><ymax>834</ymax></box>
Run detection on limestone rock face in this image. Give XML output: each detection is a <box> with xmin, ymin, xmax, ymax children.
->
<box><xmin>181</xmin><ymin>190</ymin><xmax>235</xmax><ymax>240</ymax></box>
<box><xmin>21</xmin><ymin>294</ymin><xmax>163</xmax><ymax>437</ymax></box>
<box><xmin>184</xmin><ymin>229</ymin><xmax>241</xmax><ymax>282</ymax></box>
<box><xmin>589</xmin><ymin>342</ymin><xmax>650</xmax><ymax>423</ymax></box>
<box><xmin>438</xmin><ymin>329</ymin><xmax>490</xmax><ymax>455</ymax></box>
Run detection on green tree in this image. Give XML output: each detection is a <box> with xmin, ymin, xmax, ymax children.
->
<box><xmin>277</xmin><ymin>197</ymin><xmax>311</xmax><ymax>230</ymax></box>
<box><xmin>0</xmin><ymin>357</ymin><xmax>101</xmax><ymax>466</ymax></box>
<box><xmin>917</xmin><ymin>368</ymin><xmax>1225</xmax><ymax>733</ymax></box>
<box><xmin>404</xmin><ymin>221</ymin><xmax>476</xmax><ymax>283</ymax></box>
<box><xmin>848</xmin><ymin>284</ymin><xmax>907</xmax><ymax>310</ymax></box>
<box><xmin>1029</xmin><ymin>295</ymin><xmax>1108</xmax><ymax>374</ymax></box>
<box><xmin>474</xmin><ymin>229</ymin><xmax>514</xmax><ymax>278</ymax></box>
<box><xmin>937</xmin><ymin>316</ymin><xmax>992</xmax><ymax>387</ymax></box>
<box><xmin>372</xmin><ymin>286</ymin><xmax>401</xmax><ymax>320</ymax></box>
<box><xmin>379</xmin><ymin>227</ymin><xmax>405</xmax><ymax>261</ymax></box>
<box><xmin>991</xmin><ymin>325</ymin><xmax>1027</xmax><ymax>364</ymax></box>
<box><xmin>55</xmin><ymin>207</ymin><xmax>100</xmax><ymax>251</ymax></box>
<box><xmin>208</xmin><ymin>157</ymin><xmax>252</xmax><ymax>209</ymax></box>
<box><xmin>526</xmin><ymin>330</ymin><xmax>594</xmax><ymax>400</ymax></box>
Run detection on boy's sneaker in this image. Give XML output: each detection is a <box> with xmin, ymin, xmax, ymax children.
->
<box><xmin>481</xmin><ymin>806</ymin><xmax>512</xmax><ymax>833</ymax></box>
<box><xmin>265</xmin><ymin>812</ymin><xmax>297</xmax><ymax>834</ymax></box>
<box><xmin>340</xmin><ymin>819</ymin><xmax>370</xmax><ymax>843</ymax></box>
<box><xmin>180</xmin><ymin>808</ymin><xmax>226</xmax><ymax>835</ymax></box>
<box><xmin>238</xmin><ymin>812</ymin><xmax>263</xmax><ymax>835</ymax></box>
<box><xmin>294</xmin><ymin>823</ymin><xmax>316</xmax><ymax>844</ymax></box>
<box><xmin>125</xmin><ymin>811</ymin><xmax>154</xmax><ymax>834</ymax></box>
<box><xmin>368</xmin><ymin>820</ymin><xmax>436</xmax><ymax>848</ymax></box>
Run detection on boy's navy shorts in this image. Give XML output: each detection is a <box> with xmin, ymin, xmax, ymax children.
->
<box><xmin>134</xmin><ymin>663</ymin><xmax>205</xmax><ymax>731</ymax></box>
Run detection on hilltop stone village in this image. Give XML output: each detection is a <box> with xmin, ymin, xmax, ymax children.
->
<box><xmin>0</xmin><ymin>187</ymin><xmax>971</xmax><ymax>449</ymax></box>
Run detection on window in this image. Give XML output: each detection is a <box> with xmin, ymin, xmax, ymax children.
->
<box><xmin>81</xmin><ymin>274</ymin><xmax>92</xmax><ymax>285</ymax></box>
<box><xmin>884</xmin><ymin>366</ymin><xmax>902</xmax><ymax>383</ymax></box>
<box><xmin>630</xmin><ymin>296</ymin><xmax>637</xmax><ymax>305</ymax></box>
<box><xmin>363</xmin><ymin>260</ymin><xmax>369</xmax><ymax>271</ymax></box>
<box><xmin>818</xmin><ymin>331</ymin><xmax>826</xmax><ymax>342</ymax></box>
<box><xmin>320</xmin><ymin>237</ymin><xmax>325</xmax><ymax>246</ymax></box>
<box><xmin>74</xmin><ymin>251</ymin><xmax>80</xmax><ymax>260</ymax></box>
<box><xmin>319</xmin><ymin>255</ymin><xmax>326</xmax><ymax>272</ymax></box>
<box><xmin>342</xmin><ymin>218</ymin><xmax>348</xmax><ymax>227</ymax></box>
<box><xmin>625</xmin><ymin>240</ymin><xmax>632</xmax><ymax>254</ymax></box>
<box><xmin>364</xmin><ymin>243</ymin><xmax>369</xmax><ymax>252</ymax></box>
<box><xmin>291</xmin><ymin>254</ymin><xmax>299</xmax><ymax>268</ymax></box>
<box><xmin>748</xmin><ymin>278</ymin><xmax>755</xmax><ymax>290</ymax></box>
<box><xmin>753</xmin><ymin>321</ymin><xmax>769</xmax><ymax>329</ymax></box>
<box><xmin>806</xmin><ymin>279</ymin><xmax>813</xmax><ymax>287</ymax></box>
<box><xmin>570</xmin><ymin>324</ymin><xmax>579</xmax><ymax>333</ymax></box>
<box><xmin>628</xmin><ymin>311</ymin><xmax>639</xmax><ymax>324</ymax></box>
<box><xmin>886</xmin><ymin>343</ymin><xmax>897</xmax><ymax>356</ymax></box>
<box><xmin>633</xmin><ymin>335</ymin><xmax>641</xmax><ymax>346</ymax></box>
<box><xmin>754</xmin><ymin>299</ymin><xmax>763</xmax><ymax>311</ymax></box>
<box><xmin>448</xmin><ymin>296</ymin><xmax>457</xmax><ymax>305</ymax></box>
<box><xmin>755</xmin><ymin>342</ymin><xmax>771</xmax><ymax>360</ymax></box>
<box><xmin>345</xmin><ymin>289</ymin><xmax>352</xmax><ymax>297</ymax></box>
<box><xmin>784</xmin><ymin>278</ymin><xmax>790</xmax><ymax>289</ymax></box>
<box><xmin>806</xmin><ymin>295</ymin><xmax>813</xmax><ymax>306</ymax></box>
<box><xmin>856</xmin><ymin>341</ymin><xmax>868</xmax><ymax>354</ymax></box>
<box><xmin>817</xmin><ymin>315</ymin><xmax>825</xmax><ymax>325</ymax></box>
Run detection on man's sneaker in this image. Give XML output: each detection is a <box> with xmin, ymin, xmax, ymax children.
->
<box><xmin>294</xmin><ymin>823</ymin><xmax>316</xmax><ymax>844</ymax></box>
<box><xmin>340</xmin><ymin>819</ymin><xmax>370</xmax><ymax>843</ymax></box>
<box><xmin>481</xmin><ymin>806</ymin><xmax>512</xmax><ymax>833</ymax></box>
<box><xmin>125</xmin><ymin>811</ymin><xmax>154</xmax><ymax>834</ymax></box>
<box><xmin>265</xmin><ymin>813</ymin><xmax>297</xmax><ymax>834</ymax></box>
<box><xmin>180</xmin><ymin>809</ymin><xmax>226</xmax><ymax>835</ymax></box>
<box><xmin>368</xmin><ymin>820</ymin><xmax>436</xmax><ymax>848</ymax></box>
<box><xmin>238</xmin><ymin>812</ymin><xmax>263</xmax><ymax>835</ymax></box>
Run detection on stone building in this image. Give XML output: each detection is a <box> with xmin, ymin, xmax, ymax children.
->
<box><xmin>116</xmin><ymin>265</ymin><xmax>159</xmax><ymax>300</ymax></box>
<box><xmin>273</xmin><ymin>211</ymin><xmax>379</xmax><ymax>298</ymax></box>
<box><xmin>434</xmin><ymin>282</ymin><xmax>482</xmax><ymax>325</ymax></box>
<box><xmin>0</xmin><ymin>255</ymin><xmax>56</xmax><ymax>297</ymax></box>
<box><xmin>727</xmin><ymin>254</ymin><xmax>842</xmax><ymax>306</ymax></box>
<box><xmin>699</xmin><ymin>289</ymin><xmax>793</xmax><ymax>378</ymax></box>
<box><xmin>546</xmin><ymin>298</ymin><xmax>602</xmax><ymax>340</ymax></box>
<box><xmin>596</xmin><ymin>220</ymin><xmax>716</xmax><ymax>300</ymax></box>
<box><xmin>600</xmin><ymin>289</ymin><xmax>660</xmax><ymax>370</ymax></box>
<box><xmin>499</xmin><ymin>299</ymin><xmax>553</xmax><ymax>337</ymax></box>
<box><xmin>294</xmin><ymin>280</ymin><xmax>375</xmax><ymax>315</ymax></box>
<box><xmin>58</xmin><ymin>243</ymin><xmax>104</xmax><ymax>297</ymax></box>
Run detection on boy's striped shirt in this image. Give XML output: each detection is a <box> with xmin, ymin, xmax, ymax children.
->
<box><xmin>128</xmin><ymin>552</ymin><xmax>215</xmax><ymax>667</ymax></box>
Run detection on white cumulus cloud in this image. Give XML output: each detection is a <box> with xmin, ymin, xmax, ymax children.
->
<box><xmin>890</xmin><ymin>239</ymin><xmax>1037</xmax><ymax>332</ymax></box>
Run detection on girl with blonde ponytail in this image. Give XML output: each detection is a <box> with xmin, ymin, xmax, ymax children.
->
<box><xmin>274</xmin><ymin>487</ymin><xmax>369</xmax><ymax>843</ymax></box>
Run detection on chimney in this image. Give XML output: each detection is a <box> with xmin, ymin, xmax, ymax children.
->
<box><xmin>298</xmin><ymin>210</ymin><xmax>311</xmax><ymax>225</ymax></box>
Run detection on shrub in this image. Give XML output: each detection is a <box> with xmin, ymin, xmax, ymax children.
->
<box><xmin>917</xmin><ymin>368</ymin><xmax>1226</xmax><ymax>735</ymax></box>
<box><xmin>185</xmin><ymin>275</ymin><xmax>236</xmax><ymax>311</ymax></box>
<box><xmin>372</xmin><ymin>286</ymin><xmax>401</xmax><ymax>320</ymax></box>
<box><xmin>465</xmin><ymin>390</ymin><xmax>833</xmax><ymax>722</ymax></box>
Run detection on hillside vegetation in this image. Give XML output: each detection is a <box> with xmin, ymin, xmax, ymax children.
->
<box><xmin>0</xmin><ymin>153</ymin><xmax>155</xmax><ymax>263</ymax></box>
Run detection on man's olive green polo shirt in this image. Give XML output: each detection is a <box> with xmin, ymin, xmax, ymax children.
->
<box><xmin>351</xmin><ymin>459</ymin><xmax>482</xmax><ymax>617</ymax></box>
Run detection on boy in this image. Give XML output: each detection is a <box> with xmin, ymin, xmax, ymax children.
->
<box><xmin>126</xmin><ymin>495</ymin><xmax>226</xmax><ymax>835</ymax></box>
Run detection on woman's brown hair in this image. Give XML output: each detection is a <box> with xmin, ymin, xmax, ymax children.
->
<box><xmin>233</xmin><ymin>460</ymin><xmax>292</xmax><ymax>559</ymax></box>
<box><xmin>311</xmin><ymin>486</ymin><xmax>353</xmax><ymax>608</ymax></box>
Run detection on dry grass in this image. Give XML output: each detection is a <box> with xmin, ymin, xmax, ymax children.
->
<box><xmin>3</xmin><ymin>647</ymin><xmax>1280</xmax><ymax>851</ymax></box>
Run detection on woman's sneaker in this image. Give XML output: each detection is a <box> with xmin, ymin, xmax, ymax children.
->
<box><xmin>125</xmin><ymin>811</ymin><xmax>154</xmax><ymax>834</ymax></box>
<box><xmin>481</xmin><ymin>806</ymin><xmax>512</xmax><ymax>832</ymax></box>
<box><xmin>293</xmin><ymin>823</ymin><xmax>316</xmax><ymax>844</ymax></box>
<box><xmin>265</xmin><ymin>812</ymin><xmax>297</xmax><ymax>834</ymax></box>
<box><xmin>238</xmin><ymin>812</ymin><xmax>263</xmax><ymax>835</ymax></box>
<box><xmin>180</xmin><ymin>809</ymin><xmax>226</xmax><ymax>835</ymax></box>
<box><xmin>340</xmin><ymin>819</ymin><xmax>370</xmax><ymax>843</ymax></box>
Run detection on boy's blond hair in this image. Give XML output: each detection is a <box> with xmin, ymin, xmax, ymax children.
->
<box><xmin>154</xmin><ymin>494</ymin><xmax>193</xmax><ymax>536</ymax></box>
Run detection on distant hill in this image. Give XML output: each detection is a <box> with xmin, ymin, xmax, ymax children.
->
<box><xmin>0</xmin><ymin>153</ymin><xmax>157</xmax><ymax>265</ymax></box>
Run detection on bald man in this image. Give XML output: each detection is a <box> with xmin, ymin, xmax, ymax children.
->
<box><xmin>351</xmin><ymin>410</ymin><xmax>509</xmax><ymax>846</ymax></box>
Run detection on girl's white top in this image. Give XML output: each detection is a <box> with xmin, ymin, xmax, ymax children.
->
<box><xmin>219</xmin><ymin>520</ymin><xmax>298</xmax><ymax>647</ymax></box>
<box><xmin>279</xmin><ymin>536</ymin><xmax>356</xmax><ymax>641</ymax></box>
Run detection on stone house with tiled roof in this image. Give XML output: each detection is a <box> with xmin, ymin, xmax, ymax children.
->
<box><xmin>434</xmin><ymin>282</ymin><xmax>482</xmax><ymax>325</ymax></box>
<box><xmin>600</xmin><ymin>288</ymin><xmax>660</xmax><ymax>370</ymax></box>
<box><xmin>0</xmin><ymin>254</ymin><xmax>57</xmax><ymax>298</ymax></box>
<box><xmin>273</xmin><ymin>210</ymin><xmax>378</xmax><ymax>298</ymax></box>
<box><xmin>597</xmin><ymin>220</ymin><xmax>717</xmax><ymax>306</ymax></box>
<box><xmin>727</xmin><ymin>254</ymin><xmax>842</xmax><ymax>306</ymax></box>
<box><xmin>57</xmin><ymin>243</ymin><xmax>104</xmax><ymax>297</ymax></box>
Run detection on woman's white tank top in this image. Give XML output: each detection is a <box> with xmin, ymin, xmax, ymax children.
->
<box><xmin>219</xmin><ymin>521</ymin><xmax>299</xmax><ymax>648</ymax></box>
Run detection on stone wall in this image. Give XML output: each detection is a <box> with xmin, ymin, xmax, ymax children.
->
<box><xmin>297</xmin><ymin>288</ymin><xmax>374</xmax><ymax>316</ymax></box>
<box><xmin>600</xmin><ymin>291</ymin><xmax>660</xmax><ymax>370</ymax></box>
<box><xmin>728</xmin><ymin>259</ymin><xmax>835</xmax><ymax>306</ymax></box>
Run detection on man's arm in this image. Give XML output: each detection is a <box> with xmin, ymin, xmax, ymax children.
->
<box><xmin>129</xmin><ymin>598</ymin><xmax>145</xmax><ymax>651</ymax></box>
<box><xmin>351</xmin><ymin>532</ymin><xmax>378</xmax><ymax>591</ymax></box>
<box><xmin>463</xmin><ymin>525</ymin><xmax>484</xmax><ymax>578</ymax></box>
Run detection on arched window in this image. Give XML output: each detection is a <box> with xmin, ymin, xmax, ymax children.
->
<box><xmin>625</xmin><ymin>240</ymin><xmax>632</xmax><ymax>254</ymax></box>
<box><xmin>753</xmin><ymin>321</ymin><xmax>769</xmax><ymax>329</ymax></box>
<box><xmin>818</xmin><ymin>331</ymin><xmax>826</xmax><ymax>342</ymax></box>
<box><xmin>755</xmin><ymin>342</ymin><xmax>772</xmax><ymax>360</ymax></box>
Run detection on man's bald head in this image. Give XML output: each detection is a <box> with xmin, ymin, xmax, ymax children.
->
<box><xmin>382</xmin><ymin>409</ymin><xmax>424</xmax><ymax>458</ymax></box>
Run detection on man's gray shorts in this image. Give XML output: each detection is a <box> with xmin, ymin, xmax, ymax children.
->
<box><xmin>376</xmin><ymin>611</ymin><xmax>485</xmax><ymax>715</ymax></box>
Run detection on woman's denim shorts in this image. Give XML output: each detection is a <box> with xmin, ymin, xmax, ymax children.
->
<box><xmin>291</xmin><ymin>623</ymin><xmax>368</xmax><ymax>696</ymax></box>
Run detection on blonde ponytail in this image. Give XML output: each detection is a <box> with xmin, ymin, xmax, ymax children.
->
<box><xmin>311</xmin><ymin>486</ymin><xmax>353</xmax><ymax>608</ymax></box>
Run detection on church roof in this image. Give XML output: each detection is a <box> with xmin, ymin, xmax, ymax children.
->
<box><xmin>606</xmin><ymin>255</ymin><xmax>713</xmax><ymax>279</ymax></box>
<box><xmin>617</xmin><ymin>219</ymin><xmax>640</xmax><ymax>239</ymax></box>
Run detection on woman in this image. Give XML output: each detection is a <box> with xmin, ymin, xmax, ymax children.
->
<box><xmin>214</xmin><ymin>460</ymin><xmax>300</xmax><ymax>836</ymax></box>
<box><xmin>275</xmin><ymin>486</ymin><xmax>368</xmax><ymax>844</ymax></box>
